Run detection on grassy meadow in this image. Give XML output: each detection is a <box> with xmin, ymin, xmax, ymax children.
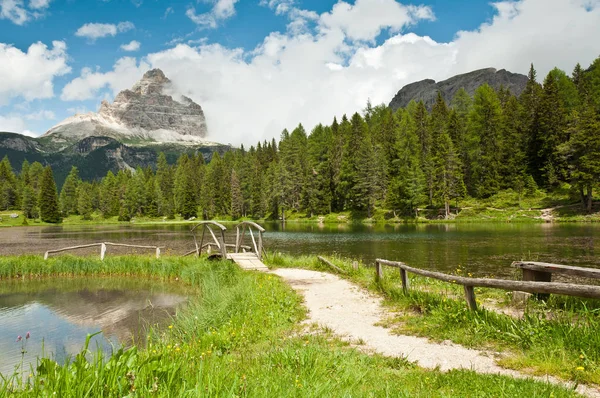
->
<box><xmin>0</xmin><ymin>255</ymin><xmax>587</xmax><ymax>397</ymax></box>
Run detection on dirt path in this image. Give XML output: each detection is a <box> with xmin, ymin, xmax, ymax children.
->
<box><xmin>271</xmin><ymin>268</ymin><xmax>600</xmax><ymax>397</ymax></box>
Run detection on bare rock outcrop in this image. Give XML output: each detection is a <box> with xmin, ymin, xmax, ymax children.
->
<box><xmin>44</xmin><ymin>69</ymin><xmax>208</xmax><ymax>144</ymax></box>
<box><xmin>389</xmin><ymin>68</ymin><xmax>528</xmax><ymax>111</ymax></box>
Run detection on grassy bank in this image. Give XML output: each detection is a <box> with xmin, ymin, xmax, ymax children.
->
<box><xmin>2</xmin><ymin>188</ymin><xmax>600</xmax><ymax>228</ymax></box>
<box><xmin>265</xmin><ymin>253</ymin><xmax>600</xmax><ymax>386</ymax></box>
<box><xmin>0</xmin><ymin>255</ymin><xmax>584</xmax><ymax>397</ymax></box>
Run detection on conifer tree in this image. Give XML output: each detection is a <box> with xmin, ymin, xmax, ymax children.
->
<box><xmin>468</xmin><ymin>84</ymin><xmax>503</xmax><ymax>197</ymax></box>
<box><xmin>387</xmin><ymin>110</ymin><xmax>424</xmax><ymax>216</ymax></box>
<box><xmin>39</xmin><ymin>166</ymin><xmax>60</xmax><ymax>223</ymax></box>
<box><xmin>77</xmin><ymin>182</ymin><xmax>93</xmax><ymax>220</ymax></box>
<box><xmin>231</xmin><ymin>168</ymin><xmax>243</xmax><ymax>219</ymax></box>
<box><xmin>60</xmin><ymin>166</ymin><xmax>80</xmax><ymax>216</ymax></box>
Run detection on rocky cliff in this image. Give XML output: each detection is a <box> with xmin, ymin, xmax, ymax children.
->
<box><xmin>44</xmin><ymin>69</ymin><xmax>208</xmax><ymax>145</ymax></box>
<box><xmin>389</xmin><ymin>68</ymin><xmax>528</xmax><ymax>111</ymax></box>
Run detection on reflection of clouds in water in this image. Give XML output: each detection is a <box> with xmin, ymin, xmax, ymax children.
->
<box><xmin>0</xmin><ymin>285</ymin><xmax>186</xmax><ymax>377</ymax></box>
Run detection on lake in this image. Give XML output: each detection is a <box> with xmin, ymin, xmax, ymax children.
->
<box><xmin>0</xmin><ymin>222</ymin><xmax>598</xmax><ymax>277</ymax></box>
<box><xmin>0</xmin><ymin>278</ymin><xmax>187</xmax><ymax>377</ymax></box>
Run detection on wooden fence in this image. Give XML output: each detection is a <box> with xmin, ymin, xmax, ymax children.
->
<box><xmin>44</xmin><ymin>242</ymin><xmax>163</xmax><ymax>260</ymax></box>
<box><xmin>375</xmin><ymin>258</ymin><xmax>600</xmax><ymax>311</ymax></box>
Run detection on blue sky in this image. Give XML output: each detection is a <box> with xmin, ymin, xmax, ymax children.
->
<box><xmin>1</xmin><ymin>0</ymin><xmax>599</xmax><ymax>144</ymax></box>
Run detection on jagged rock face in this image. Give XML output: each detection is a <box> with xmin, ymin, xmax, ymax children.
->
<box><xmin>44</xmin><ymin>69</ymin><xmax>208</xmax><ymax>145</ymax></box>
<box><xmin>389</xmin><ymin>68</ymin><xmax>528</xmax><ymax>111</ymax></box>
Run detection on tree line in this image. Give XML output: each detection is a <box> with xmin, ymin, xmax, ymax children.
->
<box><xmin>1</xmin><ymin>57</ymin><xmax>599</xmax><ymax>223</ymax></box>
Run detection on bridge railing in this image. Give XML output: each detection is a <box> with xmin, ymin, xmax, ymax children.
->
<box><xmin>186</xmin><ymin>221</ymin><xmax>228</xmax><ymax>259</ymax></box>
<box><xmin>235</xmin><ymin>221</ymin><xmax>265</xmax><ymax>260</ymax></box>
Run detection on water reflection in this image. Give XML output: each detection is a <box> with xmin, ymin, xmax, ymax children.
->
<box><xmin>0</xmin><ymin>278</ymin><xmax>187</xmax><ymax>377</ymax></box>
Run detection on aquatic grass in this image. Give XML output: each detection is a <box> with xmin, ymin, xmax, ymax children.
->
<box><xmin>265</xmin><ymin>252</ymin><xmax>600</xmax><ymax>385</ymax></box>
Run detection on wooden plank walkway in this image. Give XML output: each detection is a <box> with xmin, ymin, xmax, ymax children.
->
<box><xmin>228</xmin><ymin>252</ymin><xmax>269</xmax><ymax>272</ymax></box>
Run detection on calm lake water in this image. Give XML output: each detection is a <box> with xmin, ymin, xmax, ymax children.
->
<box><xmin>0</xmin><ymin>278</ymin><xmax>187</xmax><ymax>377</ymax></box>
<box><xmin>0</xmin><ymin>222</ymin><xmax>599</xmax><ymax>277</ymax></box>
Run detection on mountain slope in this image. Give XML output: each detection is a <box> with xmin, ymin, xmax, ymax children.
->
<box><xmin>389</xmin><ymin>68</ymin><xmax>528</xmax><ymax>111</ymax></box>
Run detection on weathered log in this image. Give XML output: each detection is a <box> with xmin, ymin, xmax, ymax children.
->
<box><xmin>512</xmin><ymin>261</ymin><xmax>600</xmax><ymax>279</ymax></box>
<box><xmin>318</xmin><ymin>256</ymin><xmax>346</xmax><ymax>274</ymax></box>
<box><xmin>376</xmin><ymin>258</ymin><xmax>600</xmax><ymax>300</ymax></box>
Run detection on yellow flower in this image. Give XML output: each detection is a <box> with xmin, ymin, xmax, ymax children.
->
<box><xmin>576</xmin><ymin>366</ymin><xmax>585</xmax><ymax>371</ymax></box>
<box><xmin>175</xmin><ymin>347</ymin><xmax>181</xmax><ymax>352</ymax></box>
<box><xmin>580</xmin><ymin>354</ymin><xmax>585</xmax><ymax>359</ymax></box>
<box><xmin>168</xmin><ymin>325</ymin><xmax>173</xmax><ymax>329</ymax></box>
<box><xmin>167</xmin><ymin>345</ymin><xmax>172</xmax><ymax>349</ymax></box>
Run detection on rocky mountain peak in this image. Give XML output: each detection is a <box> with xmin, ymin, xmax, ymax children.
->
<box><xmin>131</xmin><ymin>68</ymin><xmax>171</xmax><ymax>96</ymax></box>
<box><xmin>44</xmin><ymin>69</ymin><xmax>209</xmax><ymax>146</ymax></box>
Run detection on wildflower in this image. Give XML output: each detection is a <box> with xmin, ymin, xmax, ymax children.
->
<box><xmin>175</xmin><ymin>347</ymin><xmax>181</xmax><ymax>352</ymax></box>
<box><xmin>16</xmin><ymin>336</ymin><xmax>22</xmax><ymax>342</ymax></box>
<box><xmin>576</xmin><ymin>366</ymin><xmax>585</xmax><ymax>371</ymax></box>
<box><xmin>168</xmin><ymin>325</ymin><xmax>173</xmax><ymax>329</ymax></box>
<box><xmin>25</xmin><ymin>332</ymin><xmax>30</xmax><ymax>340</ymax></box>
<box><xmin>580</xmin><ymin>354</ymin><xmax>585</xmax><ymax>359</ymax></box>
<box><xmin>167</xmin><ymin>345</ymin><xmax>172</xmax><ymax>349</ymax></box>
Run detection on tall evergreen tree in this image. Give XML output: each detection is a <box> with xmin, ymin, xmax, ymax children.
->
<box><xmin>39</xmin><ymin>166</ymin><xmax>60</xmax><ymax>223</ymax></box>
<box><xmin>60</xmin><ymin>166</ymin><xmax>80</xmax><ymax>216</ymax></box>
<box><xmin>468</xmin><ymin>84</ymin><xmax>503</xmax><ymax>197</ymax></box>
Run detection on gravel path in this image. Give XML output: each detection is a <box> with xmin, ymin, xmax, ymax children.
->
<box><xmin>271</xmin><ymin>267</ymin><xmax>600</xmax><ymax>397</ymax></box>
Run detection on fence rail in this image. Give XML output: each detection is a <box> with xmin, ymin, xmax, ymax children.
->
<box><xmin>45</xmin><ymin>242</ymin><xmax>163</xmax><ymax>260</ymax></box>
<box><xmin>375</xmin><ymin>258</ymin><xmax>600</xmax><ymax>311</ymax></box>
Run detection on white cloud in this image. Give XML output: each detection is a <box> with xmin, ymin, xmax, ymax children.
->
<box><xmin>0</xmin><ymin>114</ymin><xmax>26</xmax><ymax>132</ymax></box>
<box><xmin>0</xmin><ymin>41</ymin><xmax>70</xmax><ymax>105</ymax></box>
<box><xmin>61</xmin><ymin>57</ymin><xmax>149</xmax><ymax>101</ymax></box>
<box><xmin>121</xmin><ymin>40</ymin><xmax>141</xmax><ymax>52</ymax></box>
<box><xmin>186</xmin><ymin>0</ymin><xmax>239</xmax><ymax>29</ymax></box>
<box><xmin>25</xmin><ymin>109</ymin><xmax>55</xmax><ymax>120</ymax></box>
<box><xmin>61</xmin><ymin>0</ymin><xmax>600</xmax><ymax>147</ymax></box>
<box><xmin>0</xmin><ymin>0</ymin><xmax>29</xmax><ymax>24</ymax></box>
<box><xmin>319</xmin><ymin>0</ymin><xmax>434</xmax><ymax>42</ymax></box>
<box><xmin>66</xmin><ymin>106</ymin><xmax>88</xmax><ymax>115</ymax></box>
<box><xmin>162</xmin><ymin>6</ymin><xmax>174</xmax><ymax>19</ymax></box>
<box><xmin>29</xmin><ymin>0</ymin><xmax>51</xmax><ymax>9</ymax></box>
<box><xmin>75</xmin><ymin>21</ymin><xmax>135</xmax><ymax>40</ymax></box>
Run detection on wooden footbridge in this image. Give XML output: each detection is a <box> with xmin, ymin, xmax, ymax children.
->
<box><xmin>186</xmin><ymin>221</ymin><xmax>269</xmax><ymax>271</ymax></box>
<box><xmin>44</xmin><ymin>220</ymin><xmax>270</xmax><ymax>272</ymax></box>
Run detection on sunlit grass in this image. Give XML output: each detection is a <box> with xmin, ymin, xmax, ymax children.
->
<box><xmin>265</xmin><ymin>252</ymin><xmax>600</xmax><ymax>385</ymax></box>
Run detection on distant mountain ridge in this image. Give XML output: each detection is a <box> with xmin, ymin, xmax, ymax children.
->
<box><xmin>44</xmin><ymin>69</ymin><xmax>209</xmax><ymax>147</ymax></box>
<box><xmin>389</xmin><ymin>68</ymin><xmax>528</xmax><ymax>111</ymax></box>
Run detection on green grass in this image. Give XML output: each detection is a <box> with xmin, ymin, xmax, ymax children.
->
<box><xmin>265</xmin><ymin>252</ymin><xmax>600</xmax><ymax>386</ymax></box>
<box><xmin>0</xmin><ymin>255</ymin><xmax>585</xmax><ymax>397</ymax></box>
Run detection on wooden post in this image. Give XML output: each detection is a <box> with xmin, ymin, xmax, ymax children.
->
<box><xmin>258</xmin><ymin>231</ymin><xmax>263</xmax><ymax>261</ymax></box>
<box><xmin>375</xmin><ymin>261</ymin><xmax>383</xmax><ymax>281</ymax></box>
<box><xmin>352</xmin><ymin>261</ymin><xmax>359</xmax><ymax>270</ymax></box>
<box><xmin>522</xmin><ymin>269</ymin><xmax>552</xmax><ymax>300</ymax></box>
<box><xmin>400</xmin><ymin>268</ymin><xmax>409</xmax><ymax>294</ymax></box>
<box><xmin>220</xmin><ymin>229</ymin><xmax>227</xmax><ymax>259</ymax></box>
<box><xmin>235</xmin><ymin>225</ymin><xmax>240</xmax><ymax>253</ymax></box>
<box><xmin>156</xmin><ymin>247</ymin><xmax>161</xmax><ymax>259</ymax></box>
<box><xmin>463</xmin><ymin>285</ymin><xmax>477</xmax><ymax>311</ymax></box>
<box><xmin>249</xmin><ymin>228</ymin><xmax>258</xmax><ymax>255</ymax></box>
<box><xmin>100</xmin><ymin>243</ymin><xmax>106</xmax><ymax>261</ymax></box>
<box><xmin>44</xmin><ymin>251</ymin><xmax>49</xmax><ymax>260</ymax></box>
